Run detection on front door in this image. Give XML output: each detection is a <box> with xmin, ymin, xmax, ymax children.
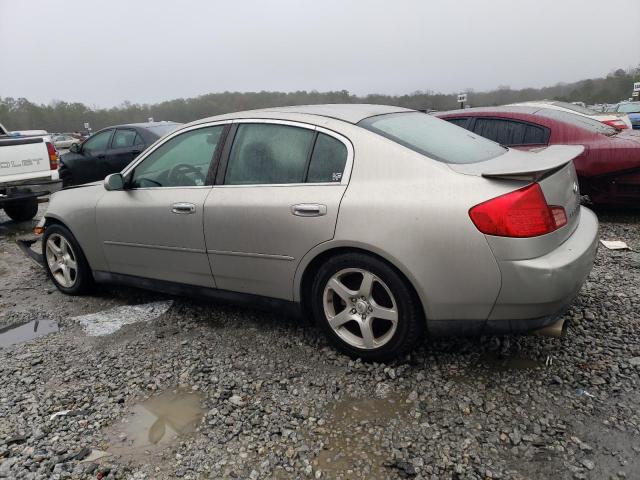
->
<box><xmin>204</xmin><ymin>121</ymin><xmax>352</xmax><ymax>299</ymax></box>
<box><xmin>96</xmin><ymin>124</ymin><xmax>227</xmax><ymax>287</ymax></box>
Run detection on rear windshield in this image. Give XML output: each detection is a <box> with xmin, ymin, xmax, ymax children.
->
<box><xmin>536</xmin><ymin>108</ymin><xmax>617</xmax><ymax>136</ymax></box>
<box><xmin>550</xmin><ymin>101</ymin><xmax>598</xmax><ymax>116</ymax></box>
<box><xmin>617</xmin><ymin>103</ymin><xmax>640</xmax><ymax>114</ymax></box>
<box><xmin>358</xmin><ymin>112</ymin><xmax>506</xmax><ymax>164</ymax></box>
<box><xmin>146</xmin><ymin>123</ymin><xmax>181</xmax><ymax>137</ymax></box>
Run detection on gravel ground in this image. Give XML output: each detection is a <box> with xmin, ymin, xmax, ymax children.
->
<box><xmin>0</xmin><ymin>205</ymin><xmax>639</xmax><ymax>480</ymax></box>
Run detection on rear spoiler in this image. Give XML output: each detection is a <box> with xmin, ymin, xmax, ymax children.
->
<box><xmin>449</xmin><ymin>145</ymin><xmax>585</xmax><ymax>181</ymax></box>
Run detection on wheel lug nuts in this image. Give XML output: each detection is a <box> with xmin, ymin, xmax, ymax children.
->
<box><xmin>368</xmin><ymin>306</ymin><xmax>373</xmax><ymax>312</ymax></box>
<box><xmin>351</xmin><ymin>297</ymin><xmax>356</xmax><ymax>303</ymax></box>
<box><xmin>350</xmin><ymin>308</ymin><xmax>356</xmax><ymax>314</ymax></box>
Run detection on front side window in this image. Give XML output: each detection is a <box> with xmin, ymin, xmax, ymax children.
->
<box><xmin>83</xmin><ymin>130</ymin><xmax>112</xmax><ymax>154</ymax></box>
<box><xmin>111</xmin><ymin>129</ymin><xmax>137</xmax><ymax>149</ymax></box>
<box><xmin>359</xmin><ymin>112</ymin><xmax>506</xmax><ymax>164</ymax></box>
<box><xmin>225</xmin><ymin>124</ymin><xmax>315</xmax><ymax>185</ymax></box>
<box><xmin>130</xmin><ymin>126</ymin><xmax>224</xmax><ymax>188</ymax></box>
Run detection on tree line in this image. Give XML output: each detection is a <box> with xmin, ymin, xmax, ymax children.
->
<box><xmin>1</xmin><ymin>67</ymin><xmax>638</xmax><ymax>133</ymax></box>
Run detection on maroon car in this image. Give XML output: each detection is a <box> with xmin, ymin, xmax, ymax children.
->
<box><xmin>436</xmin><ymin>106</ymin><xmax>640</xmax><ymax>206</ymax></box>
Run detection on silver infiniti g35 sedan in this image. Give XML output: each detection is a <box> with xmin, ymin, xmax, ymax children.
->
<box><xmin>37</xmin><ymin>104</ymin><xmax>598</xmax><ymax>361</ymax></box>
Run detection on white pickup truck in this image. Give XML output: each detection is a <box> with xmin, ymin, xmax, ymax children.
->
<box><xmin>0</xmin><ymin>122</ymin><xmax>62</xmax><ymax>222</ymax></box>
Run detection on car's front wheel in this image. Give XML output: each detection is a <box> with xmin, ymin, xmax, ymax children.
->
<box><xmin>311</xmin><ymin>253</ymin><xmax>425</xmax><ymax>361</ymax></box>
<box><xmin>43</xmin><ymin>224</ymin><xmax>92</xmax><ymax>294</ymax></box>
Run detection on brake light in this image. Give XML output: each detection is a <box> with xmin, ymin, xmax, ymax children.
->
<box><xmin>46</xmin><ymin>142</ymin><xmax>58</xmax><ymax>170</ymax></box>
<box><xmin>602</xmin><ymin>119</ymin><xmax>628</xmax><ymax>130</ymax></box>
<box><xmin>469</xmin><ymin>183</ymin><xmax>567</xmax><ymax>238</ymax></box>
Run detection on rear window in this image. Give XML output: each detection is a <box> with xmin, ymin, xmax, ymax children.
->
<box><xmin>536</xmin><ymin>109</ymin><xmax>617</xmax><ymax>136</ymax></box>
<box><xmin>617</xmin><ymin>103</ymin><xmax>640</xmax><ymax>114</ymax></box>
<box><xmin>358</xmin><ymin>112</ymin><xmax>506</xmax><ymax>164</ymax></box>
<box><xmin>550</xmin><ymin>101</ymin><xmax>598</xmax><ymax>116</ymax></box>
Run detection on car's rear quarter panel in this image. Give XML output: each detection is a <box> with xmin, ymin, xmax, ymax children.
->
<box><xmin>307</xmin><ymin>122</ymin><xmax>514</xmax><ymax>322</ymax></box>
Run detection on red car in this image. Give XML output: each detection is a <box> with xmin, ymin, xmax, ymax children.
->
<box><xmin>436</xmin><ymin>106</ymin><xmax>640</xmax><ymax>206</ymax></box>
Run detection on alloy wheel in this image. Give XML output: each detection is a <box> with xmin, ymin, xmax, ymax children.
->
<box><xmin>323</xmin><ymin>268</ymin><xmax>399</xmax><ymax>350</ymax></box>
<box><xmin>45</xmin><ymin>233</ymin><xmax>78</xmax><ymax>288</ymax></box>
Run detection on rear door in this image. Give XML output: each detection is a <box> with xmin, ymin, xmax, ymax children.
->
<box><xmin>204</xmin><ymin>120</ymin><xmax>352</xmax><ymax>300</ymax></box>
<box><xmin>106</xmin><ymin>128</ymin><xmax>146</xmax><ymax>175</ymax></box>
<box><xmin>96</xmin><ymin>124</ymin><xmax>228</xmax><ymax>287</ymax></box>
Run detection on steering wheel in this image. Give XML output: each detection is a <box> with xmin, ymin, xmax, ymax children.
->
<box><xmin>167</xmin><ymin>164</ymin><xmax>206</xmax><ymax>186</ymax></box>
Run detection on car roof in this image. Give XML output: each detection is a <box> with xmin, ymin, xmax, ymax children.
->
<box><xmin>119</xmin><ymin>121</ymin><xmax>182</xmax><ymax>129</ymax></box>
<box><xmin>192</xmin><ymin>104</ymin><xmax>415</xmax><ymax>125</ymax></box>
<box><xmin>437</xmin><ymin>105</ymin><xmax>543</xmax><ymax>116</ymax></box>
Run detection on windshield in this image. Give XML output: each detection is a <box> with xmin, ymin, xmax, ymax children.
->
<box><xmin>146</xmin><ymin>123</ymin><xmax>182</xmax><ymax>137</ymax></box>
<box><xmin>617</xmin><ymin>103</ymin><xmax>640</xmax><ymax>114</ymax></box>
<box><xmin>358</xmin><ymin>112</ymin><xmax>507</xmax><ymax>164</ymax></box>
<box><xmin>550</xmin><ymin>101</ymin><xmax>598</xmax><ymax>116</ymax></box>
<box><xmin>537</xmin><ymin>108</ymin><xmax>617</xmax><ymax>136</ymax></box>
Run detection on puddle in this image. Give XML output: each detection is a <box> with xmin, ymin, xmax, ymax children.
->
<box><xmin>106</xmin><ymin>390</ymin><xmax>203</xmax><ymax>459</ymax></box>
<box><xmin>313</xmin><ymin>395</ymin><xmax>410</xmax><ymax>479</ymax></box>
<box><xmin>73</xmin><ymin>300</ymin><xmax>173</xmax><ymax>336</ymax></box>
<box><xmin>477</xmin><ymin>352</ymin><xmax>542</xmax><ymax>372</ymax></box>
<box><xmin>0</xmin><ymin>319</ymin><xmax>58</xmax><ymax>348</ymax></box>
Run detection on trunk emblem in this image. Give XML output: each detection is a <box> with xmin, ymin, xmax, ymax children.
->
<box><xmin>572</xmin><ymin>182</ymin><xmax>579</xmax><ymax>194</ymax></box>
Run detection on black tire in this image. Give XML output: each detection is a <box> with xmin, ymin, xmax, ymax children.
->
<box><xmin>311</xmin><ymin>253</ymin><xmax>425</xmax><ymax>362</ymax></box>
<box><xmin>42</xmin><ymin>224</ymin><xmax>93</xmax><ymax>295</ymax></box>
<box><xmin>4</xmin><ymin>198</ymin><xmax>38</xmax><ymax>222</ymax></box>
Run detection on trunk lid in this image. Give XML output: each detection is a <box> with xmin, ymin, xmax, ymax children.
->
<box><xmin>451</xmin><ymin>145</ymin><xmax>584</xmax><ymax>257</ymax></box>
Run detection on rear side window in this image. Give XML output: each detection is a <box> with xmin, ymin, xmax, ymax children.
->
<box><xmin>445</xmin><ymin>117</ymin><xmax>470</xmax><ymax>129</ymax></box>
<box><xmin>112</xmin><ymin>129</ymin><xmax>137</xmax><ymax>149</ymax></box>
<box><xmin>225</xmin><ymin>124</ymin><xmax>315</xmax><ymax>185</ymax></box>
<box><xmin>359</xmin><ymin>112</ymin><xmax>506</xmax><ymax>164</ymax></box>
<box><xmin>472</xmin><ymin>119</ymin><xmax>548</xmax><ymax>146</ymax></box>
<box><xmin>307</xmin><ymin>133</ymin><xmax>348</xmax><ymax>183</ymax></box>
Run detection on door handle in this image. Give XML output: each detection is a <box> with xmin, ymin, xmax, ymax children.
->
<box><xmin>171</xmin><ymin>202</ymin><xmax>196</xmax><ymax>214</ymax></box>
<box><xmin>291</xmin><ymin>203</ymin><xmax>327</xmax><ymax>217</ymax></box>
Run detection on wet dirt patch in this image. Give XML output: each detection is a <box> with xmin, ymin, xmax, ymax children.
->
<box><xmin>105</xmin><ymin>389</ymin><xmax>203</xmax><ymax>463</ymax></box>
<box><xmin>312</xmin><ymin>394</ymin><xmax>410</xmax><ymax>479</ymax></box>
<box><xmin>0</xmin><ymin>319</ymin><xmax>58</xmax><ymax>347</ymax></box>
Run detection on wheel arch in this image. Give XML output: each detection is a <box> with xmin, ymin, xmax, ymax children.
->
<box><xmin>295</xmin><ymin>242</ymin><xmax>428</xmax><ymax>322</ymax></box>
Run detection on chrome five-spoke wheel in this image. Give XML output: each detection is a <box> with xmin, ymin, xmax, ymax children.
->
<box><xmin>323</xmin><ymin>268</ymin><xmax>399</xmax><ymax>350</ymax></box>
<box><xmin>45</xmin><ymin>233</ymin><xmax>78</xmax><ymax>288</ymax></box>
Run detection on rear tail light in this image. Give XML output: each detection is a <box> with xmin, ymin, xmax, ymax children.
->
<box><xmin>469</xmin><ymin>183</ymin><xmax>567</xmax><ymax>238</ymax></box>
<box><xmin>46</xmin><ymin>142</ymin><xmax>58</xmax><ymax>170</ymax></box>
<box><xmin>602</xmin><ymin>119</ymin><xmax>628</xmax><ymax>130</ymax></box>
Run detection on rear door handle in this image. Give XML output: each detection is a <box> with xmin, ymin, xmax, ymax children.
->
<box><xmin>171</xmin><ymin>202</ymin><xmax>196</xmax><ymax>214</ymax></box>
<box><xmin>291</xmin><ymin>203</ymin><xmax>327</xmax><ymax>217</ymax></box>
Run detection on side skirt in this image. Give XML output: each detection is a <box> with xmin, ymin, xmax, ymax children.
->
<box><xmin>92</xmin><ymin>271</ymin><xmax>303</xmax><ymax>318</ymax></box>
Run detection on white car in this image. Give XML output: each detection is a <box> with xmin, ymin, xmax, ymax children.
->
<box><xmin>52</xmin><ymin>134</ymin><xmax>79</xmax><ymax>150</ymax></box>
<box><xmin>508</xmin><ymin>100</ymin><xmax>632</xmax><ymax>130</ymax></box>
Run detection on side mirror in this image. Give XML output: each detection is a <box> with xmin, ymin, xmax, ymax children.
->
<box><xmin>104</xmin><ymin>173</ymin><xmax>124</xmax><ymax>191</ymax></box>
<box><xmin>69</xmin><ymin>143</ymin><xmax>80</xmax><ymax>154</ymax></box>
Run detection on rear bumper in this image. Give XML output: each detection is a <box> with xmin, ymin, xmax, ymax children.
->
<box><xmin>489</xmin><ymin>206</ymin><xmax>598</xmax><ymax>320</ymax></box>
<box><xmin>426</xmin><ymin>207</ymin><xmax>598</xmax><ymax>336</ymax></box>
<box><xmin>0</xmin><ymin>179</ymin><xmax>62</xmax><ymax>205</ymax></box>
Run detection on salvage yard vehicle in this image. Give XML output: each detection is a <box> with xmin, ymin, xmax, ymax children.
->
<box><xmin>35</xmin><ymin>104</ymin><xmax>598</xmax><ymax>361</ymax></box>
<box><xmin>610</xmin><ymin>102</ymin><xmax>640</xmax><ymax>130</ymax></box>
<box><xmin>509</xmin><ymin>100</ymin><xmax>632</xmax><ymax>130</ymax></box>
<box><xmin>52</xmin><ymin>134</ymin><xmax>79</xmax><ymax>150</ymax></box>
<box><xmin>59</xmin><ymin>121</ymin><xmax>182</xmax><ymax>187</ymax></box>
<box><xmin>437</xmin><ymin>106</ymin><xmax>640</xmax><ymax>206</ymax></box>
<box><xmin>0</xmin><ymin>122</ymin><xmax>61</xmax><ymax>222</ymax></box>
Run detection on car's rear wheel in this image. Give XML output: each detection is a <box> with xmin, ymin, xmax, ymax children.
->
<box><xmin>311</xmin><ymin>253</ymin><xmax>425</xmax><ymax>361</ymax></box>
<box><xmin>43</xmin><ymin>224</ymin><xmax>92</xmax><ymax>294</ymax></box>
<box><xmin>3</xmin><ymin>198</ymin><xmax>38</xmax><ymax>222</ymax></box>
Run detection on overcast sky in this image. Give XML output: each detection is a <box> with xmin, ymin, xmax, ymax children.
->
<box><xmin>1</xmin><ymin>0</ymin><xmax>639</xmax><ymax>107</ymax></box>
